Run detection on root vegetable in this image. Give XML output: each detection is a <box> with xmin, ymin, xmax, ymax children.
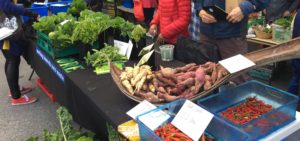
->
<box><xmin>135</xmin><ymin>76</ymin><xmax>147</xmax><ymax>92</ymax></box>
<box><xmin>195</xmin><ymin>67</ymin><xmax>205</xmax><ymax>82</ymax></box>
<box><xmin>155</xmin><ymin>73</ymin><xmax>176</xmax><ymax>86</ymax></box>
<box><xmin>204</xmin><ymin>80</ymin><xmax>212</xmax><ymax>91</ymax></box>
<box><xmin>177</xmin><ymin>78</ymin><xmax>195</xmax><ymax>87</ymax></box>
<box><xmin>157</xmin><ymin>87</ymin><xmax>167</xmax><ymax>93</ymax></box>
<box><xmin>217</xmin><ymin>65</ymin><xmax>229</xmax><ymax>81</ymax></box>
<box><xmin>149</xmin><ymin>84</ymin><xmax>155</xmax><ymax>93</ymax></box>
<box><xmin>146</xmin><ymin>75</ymin><xmax>153</xmax><ymax>81</ymax></box>
<box><xmin>122</xmin><ymin>80</ymin><xmax>134</xmax><ymax>94</ymax></box>
<box><xmin>142</xmin><ymin>84</ymin><xmax>148</xmax><ymax>91</ymax></box>
<box><xmin>160</xmin><ymin>66</ymin><xmax>177</xmax><ymax>78</ymax></box>
<box><xmin>133</xmin><ymin>65</ymin><xmax>140</xmax><ymax>77</ymax></box>
<box><xmin>187</xmin><ymin>65</ymin><xmax>199</xmax><ymax>72</ymax></box>
<box><xmin>205</xmin><ymin>75</ymin><xmax>212</xmax><ymax>82</ymax></box>
<box><xmin>176</xmin><ymin>63</ymin><xmax>196</xmax><ymax>72</ymax></box>
<box><xmin>125</xmin><ymin>67</ymin><xmax>134</xmax><ymax>79</ymax></box>
<box><xmin>194</xmin><ymin>79</ymin><xmax>204</xmax><ymax>94</ymax></box>
<box><xmin>120</xmin><ymin>72</ymin><xmax>127</xmax><ymax>81</ymax></box>
<box><xmin>158</xmin><ymin>92</ymin><xmax>181</xmax><ymax>102</ymax></box>
<box><xmin>131</xmin><ymin>70</ymin><xmax>147</xmax><ymax>86</ymax></box>
<box><xmin>177</xmin><ymin>71</ymin><xmax>195</xmax><ymax>82</ymax></box>
<box><xmin>135</xmin><ymin>91</ymin><xmax>160</xmax><ymax>103</ymax></box>
<box><xmin>211</xmin><ymin>64</ymin><xmax>217</xmax><ymax>84</ymax></box>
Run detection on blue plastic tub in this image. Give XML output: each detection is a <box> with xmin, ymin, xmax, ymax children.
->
<box><xmin>197</xmin><ymin>80</ymin><xmax>299</xmax><ymax>141</ymax></box>
<box><xmin>49</xmin><ymin>4</ymin><xmax>70</xmax><ymax>15</ymax></box>
<box><xmin>122</xmin><ymin>0</ymin><xmax>133</xmax><ymax>8</ymax></box>
<box><xmin>136</xmin><ymin>99</ymin><xmax>220</xmax><ymax>141</ymax></box>
<box><xmin>22</xmin><ymin>5</ymin><xmax>48</xmax><ymax>22</ymax></box>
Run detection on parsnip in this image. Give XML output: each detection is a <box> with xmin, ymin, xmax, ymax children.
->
<box><xmin>122</xmin><ymin>80</ymin><xmax>134</xmax><ymax>94</ymax></box>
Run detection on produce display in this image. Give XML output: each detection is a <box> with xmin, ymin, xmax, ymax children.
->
<box><xmin>220</xmin><ymin>96</ymin><xmax>273</xmax><ymax>125</ymax></box>
<box><xmin>67</xmin><ymin>0</ymin><xmax>87</xmax><ymax>16</ymax></box>
<box><xmin>274</xmin><ymin>16</ymin><xmax>293</xmax><ymax>29</ymax></box>
<box><xmin>56</xmin><ymin>58</ymin><xmax>83</xmax><ymax>73</ymax></box>
<box><xmin>155</xmin><ymin>123</ymin><xmax>213</xmax><ymax>141</ymax></box>
<box><xmin>119</xmin><ymin>62</ymin><xmax>228</xmax><ymax>103</ymax></box>
<box><xmin>85</xmin><ymin>44</ymin><xmax>127</xmax><ymax>68</ymax></box>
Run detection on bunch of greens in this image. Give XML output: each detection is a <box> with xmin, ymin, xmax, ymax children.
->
<box><xmin>26</xmin><ymin>107</ymin><xmax>94</xmax><ymax>141</ymax></box>
<box><xmin>33</xmin><ymin>12</ymin><xmax>74</xmax><ymax>35</ymax></box>
<box><xmin>85</xmin><ymin>44</ymin><xmax>127</xmax><ymax>68</ymax></box>
<box><xmin>49</xmin><ymin>20</ymin><xmax>78</xmax><ymax>48</ymax></box>
<box><xmin>274</xmin><ymin>16</ymin><xmax>293</xmax><ymax>29</ymax></box>
<box><xmin>131</xmin><ymin>25</ymin><xmax>146</xmax><ymax>43</ymax></box>
<box><xmin>72</xmin><ymin>10</ymin><xmax>112</xmax><ymax>45</ymax></box>
<box><xmin>67</xmin><ymin>0</ymin><xmax>87</xmax><ymax>16</ymax></box>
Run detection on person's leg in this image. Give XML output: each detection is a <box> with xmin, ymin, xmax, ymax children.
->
<box><xmin>1</xmin><ymin>50</ymin><xmax>21</xmax><ymax>99</ymax></box>
<box><xmin>288</xmin><ymin>59</ymin><xmax>300</xmax><ymax>95</ymax></box>
<box><xmin>216</xmin><ymin>37</ymin><xmax>251</xmax><ymax>84</ymax></box>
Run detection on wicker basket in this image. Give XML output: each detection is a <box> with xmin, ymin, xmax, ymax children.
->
<box><xmin>253</xmin><ymin>26</ymin><xmax>272</xmax><ymax>39</ymax></box>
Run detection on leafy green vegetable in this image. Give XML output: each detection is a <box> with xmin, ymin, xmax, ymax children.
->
<box><xmin>85</xmin><ymin>44</ymin><xmax>127</xmax><ymax>68</ymax></box>
<box><xmin>67</xmin><ymin>0</ymin><xmax>87</xmax><ymax>16</ymax></box>
<box><xmin>26</xmin><ymin>107</ymin><xmax>95</xmax><ymax>141</ymax></box>
<box><xmin>274</xmin><ymin>16</ymin><xmax>293</xmax><ymax>29</ymax></box>
<box><xmin>107</xmin><ymin>123</ymin><xmax>120</xmax><ymax>141</ymax></box>
<box><xmin>33</xmin><ymin>12</ymin><xmax>74</xmax><ymax>35</ymax></box>
<box><xmin>49</xmin><ymin>20</ymin><xmax>78</xmax><ymax>48</ymax></box>
<box><xmin>131</xmin><ymin>25</ymin><xmax>146</xmax><ymax>43</ymax></box>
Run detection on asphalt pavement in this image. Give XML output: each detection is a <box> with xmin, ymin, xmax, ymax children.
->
<box><xmin>0</xmin><ymin>54</ymin><xmax>59</xmax><ymax>141</ymax></box>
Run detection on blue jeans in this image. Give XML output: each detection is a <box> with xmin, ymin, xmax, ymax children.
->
<box><xmin>288</xmin><ymin>59</ymin><xmax>300</xmax><ymax>95</ymax></box>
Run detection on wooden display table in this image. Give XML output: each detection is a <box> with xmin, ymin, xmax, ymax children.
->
<box><xmin>247</xmin><ymin>37</ymin><xmax>280</xmax><ymax>46</ymax></box>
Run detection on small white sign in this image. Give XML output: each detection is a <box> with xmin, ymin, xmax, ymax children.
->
<box><xmin>114</xmin><ymin>40</ymin><xmax>129</xmax><ymax>56</ymax></box>
<box><xmin>126</xmin><ymin>40</ymin><xmax>133</xmax><ymax>59</ymax></box>
<box><xmin>126</xmin><ymin>100</ymin><xmax>156</xmax><ymax>120</ymax></box>
<box><xmin>219</xmin><ymin>54</ymin><xmax>256</xmax><ymax>74</ymax></box>
<box><xmin>0</xmin><ymin>27</ymin><xmax>16</xmax><ymax>40</ymax></box>
<box><xmin>172</xmin><ymin>100</ymin><xmax>214</xmax><ymax>141</ymax></box>
<box><xmin>138</xmin><ymin>109</ymin><xmax>170</xmax><ymax>131</ymax></box>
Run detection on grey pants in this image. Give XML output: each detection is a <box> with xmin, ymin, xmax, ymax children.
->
<box><xmin>200</xmin><ymin>34</ymin><xmax>251</xmax><ymax>84</ymax></box>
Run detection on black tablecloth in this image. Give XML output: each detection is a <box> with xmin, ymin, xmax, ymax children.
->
<box><xmin>28</xmin><ymin>43</ymin><xmax>185</xmax><ymax>139</ymax></box>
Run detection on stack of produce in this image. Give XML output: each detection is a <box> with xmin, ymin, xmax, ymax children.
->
<box><xmin>220</xmin><ymin>96</ymin><xmax>273</xmax><ymax>125</ymax></box>
<box><xmin>119</xmin><ymin>62</ymin><xmax>228</xmax><ymax>103</ymax></box>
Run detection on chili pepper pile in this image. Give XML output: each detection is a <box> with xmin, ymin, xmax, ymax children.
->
<box><xmin>155</xmin><ymin>123</ymin><xmax>192</xmax><ymax>141</ymax></box>
<box><xmin>220</xmin><ymin>96</ymin><xmax>273</xmax><ymax>125</ymax></box>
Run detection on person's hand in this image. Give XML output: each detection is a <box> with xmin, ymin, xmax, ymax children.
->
<box><xmin>199</xmin><ymin>10</ymin><xmax>217</xmax><ymax>23</ymax></box>
<box><xmin>149</xmin><ymin>24</ymin><xmax>157</xmax><ymax>36</ymax></box>
<box><xmin>227</xmin><ymin>7</ymin><xmax>245</xmax><ymax>23</ymax></box>
<box><xmin>157</xmin><ymin>34</ymin><xmax>164</xmax><ymax>43</ymax></box>
<box><xmin>283</xmin><ymin>10</ymin><xmax>290</xmax><ymax>17</ymax></box>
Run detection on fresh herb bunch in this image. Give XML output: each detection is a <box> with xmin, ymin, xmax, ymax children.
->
<box><xmin>274</xmin><ymin>16</ymin><xmax>293</xmax><ymax>29</ymax></box>
<box><xmin>131</xmin><ymin>25</ymin><xmax>146</xmax><ymax>43</ymax></box>
<box><xmin>67</xmin><ymin>0</ymin><xmax>87</xmax><ymax>16</ymax></box>
<box><xmin>26</xmin><ymin>107</ymin><xmax>94</xmax><ymax>141</ymax></box>
<box><xmin>85</xmin><ymin>44</ymin><xmax>127</xmax><ymax>68</ymax></box>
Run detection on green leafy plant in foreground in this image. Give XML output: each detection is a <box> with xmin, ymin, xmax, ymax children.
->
<box><xmin>26</xmin><ymin>107</ymin><xmax>94</xmax><ymax>141</ymax></box>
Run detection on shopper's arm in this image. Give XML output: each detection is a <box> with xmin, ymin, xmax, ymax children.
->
<box><xmin>239</xmin><ymin>0</ymin><xmax>271</xmax><ymax>16</ymax></box>
<box><xmin>0</xmin><ymin>0</ymin><xmax>26</xmax><ymax>15</ymax></box>
<box><xmin>160</xmin><ymin>0</ymin><xmax>191</xmax><ymax>39</ymax></box>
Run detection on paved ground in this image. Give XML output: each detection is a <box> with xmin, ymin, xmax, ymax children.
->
<box><xmin>0</xmin><ymin>54</ymin><xmax>60</xmax><ymax>141</ymax></box>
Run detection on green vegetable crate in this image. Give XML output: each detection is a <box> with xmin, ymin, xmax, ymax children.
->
<box><xmin>37</xmin><ymin>31</ymin><xmax>99</xmax><ymax>58</ymax></box>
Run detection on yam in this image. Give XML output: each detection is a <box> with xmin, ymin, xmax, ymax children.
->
<box><xmin>155</xmin><ymin>73</ymin><xmax>176</xmax><ymax>86</ymax></box>
<box><xmin>177</xmin><ymin>71</ymin><xmax>195</xmax><ymax>82</ymax></box>
<box><xmin>160</xmin><ymin>66</ymin><xmax>177</xmax><ymax>78</ymax></box>
<box><xmin>157</xmin><ymin>92</ymin><xmax>181</xmax><ymax>102</ymax></box>
<box><xmin>176</xmin><ymin>63</ymin><xmax>196</xmax><ymax>73</ymax></box>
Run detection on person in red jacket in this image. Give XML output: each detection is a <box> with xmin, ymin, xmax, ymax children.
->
<box><xmin>148</xmin><ymin>0</ymin><xmax>191</xmax><ymax>44</ymax></box>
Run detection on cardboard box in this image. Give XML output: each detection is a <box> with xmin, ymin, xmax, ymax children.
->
<box><xmin>226</xmin><ymin>0</ymin><xmax>244</xmax><ymax>13</ymax></box>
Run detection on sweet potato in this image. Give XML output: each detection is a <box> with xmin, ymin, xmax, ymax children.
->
<box><xmin>157</xmin><ymin>92</ymin><xmax>181</xmax><ymax>102</ymax></box>
<box><xmin>177</xmin><ymin>71</ymin><xmax>195</xmax><ymax>83</ymax></box>
<box><xmin>160</xmin><ymin>66</ymin><xmax>177</xmax><ymax>79</ymax></box>
<box><xmin>194</xmin><ymin>80</ymin><xmax>204</xmax><ymax>94</ymax></box>
<box><xmin>201</xmin><ymin>62</ymin><xmax>215</xmax><ymax>74</ymax></box>
<box><xmin>211</xmin><ymin>64</ymin><xmax>217</xmax><ymax>84</ymax></box>
<box><xmin>216</xmin><ymin>65</ymin><xmax>229</xmax><ymax>81</ymax></box>
<box><xmin>155</xmin><ymin>72</ymin><xmax>176</xmax><ymax>86</ymax></box>
<box><xmin>204</xmin><ymin>80</ymin><xmax>212</xmax><ymax>91</ymax></box>
<box><xmin>157</xmin><ymin>87</ymin><xmax>167</xmax><ymax>93</ymax></box>
<box><xmin>135</xmin><ymin>91</ymin><xmax>160</xmax><ymax>103</ymax></box>
<box><xmin>177</xmin><ymin>78</ymin><xmax>195</xmax><ymax>87</ymax></box>
<box><xmin>176</xmin><ymin>63</ymin><xmax>196</xmax><ymax>73</ymax></box>
<box><xmin>187</xmin><ymin>65</ymin><xmax>199</xmax><ymax>72</ymax></box>
<box><xmin>122</xmin><ymin>80</ymin><xmax>134</xmax><ymax>94</ymax></box>
<box><xmin>195</xmin><ymin>67</ymin><xmax>205</xmax><ymax>82</ymax></box>
<box><xmin>205</xmin><ymin>75</ymin><xmax>212</xmax><ymax>82</ymax></box>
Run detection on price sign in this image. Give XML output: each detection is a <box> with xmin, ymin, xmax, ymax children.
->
<box><xmin>219</xmin><ymin>54</ymin><xmax>255</xmax><ymax>74</ymax></box>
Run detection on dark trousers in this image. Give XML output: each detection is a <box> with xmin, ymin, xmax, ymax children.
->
<box><xmin>143</xmin><ymin>8</ymin><xmax>155</xmax><ymax>27</ymax></box>
<box><xmin>2</xmin><ymin>50</ymin><xmax>21</xmax><ymax>99</ymax></box>
<box><xmin>200</xmin><ymin>34</ymin><xmax>251</xmax><ymax>84</ymax></box>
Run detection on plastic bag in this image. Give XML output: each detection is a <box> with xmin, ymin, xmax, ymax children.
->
<box><xmin>133</xmin><ymin>0</ymin><xmax>144</xmax><ymax>22</ymax></box>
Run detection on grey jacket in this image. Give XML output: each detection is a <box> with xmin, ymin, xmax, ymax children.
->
<box><xmin>266</xmin><ymin>0</ymin><xmax>300</xmax><ymax>22</ymax></box>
